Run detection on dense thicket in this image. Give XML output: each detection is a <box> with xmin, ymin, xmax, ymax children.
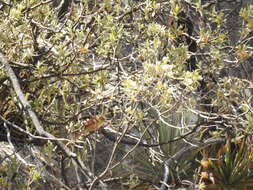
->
<box><xmin>0</xmin><ymin>0</ymin><xmax>253</xmax><ymax>189</ymax></box>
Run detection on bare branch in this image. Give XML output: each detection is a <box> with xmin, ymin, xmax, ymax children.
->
<box><xmin>0</xmin><ymin>51</ymin><xmax>76</xmax><ymax>157</ymax></box>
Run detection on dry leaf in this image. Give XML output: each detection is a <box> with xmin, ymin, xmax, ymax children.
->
<box><xmin>83</xmin><ymin>115</ymin><xmax>106</xmax><ymax>133</ymax></box>
<box><xmin>73</xmin><ymin>115</ymin><xmax>106</xmax><ymax>139</ymax></box>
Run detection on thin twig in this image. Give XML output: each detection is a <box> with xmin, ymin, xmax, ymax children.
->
<box><xmin>3</xmin><ymin>123</ymin><xmax>36</xmax><ymax>167</ymax></box>
<box><xmin>88</xmin><ymin>125</ymin><xmax>129</xmax><ymax>190</ymax></box>
<box><xmin>159</xmin><ymin>138</ymin><xmax>225</xmax><ymax>190</ymax></box>
<box><xmin>1</xmin><ymin>50</ymin><xmax>94</xmax><ymax>185</ymax></box>
<box><xmin>1</xmin><ymin>51</ymin><xmax>76</xmax><ymax>158</ymax></box>
<box><xmin>0</xmin><ymin>116</ymin><xmax>73</xmax><ymax>143</ymax></box>
<box><xmin>23</xmin><ymin>64</ymin><xmax>110</xmax><ymax>83</ymax></box>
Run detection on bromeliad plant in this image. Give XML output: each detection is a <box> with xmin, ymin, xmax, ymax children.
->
<box><xmin>199</xmin><ymin>135</ymin><xmax>253</xmax><ymax>190</ymax></box>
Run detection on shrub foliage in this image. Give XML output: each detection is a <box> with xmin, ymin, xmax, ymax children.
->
<box><xmin>0</xmin><ymin>0</ymin><xmax>253</xmax><ymax>189</ymax></box>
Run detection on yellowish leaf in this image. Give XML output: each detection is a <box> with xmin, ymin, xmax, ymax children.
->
<box><xmin>201</xmin><ymin>172</ymin><xmax>209</xmax><ymax>180</ymax></box>
<box><xmin>237</xmin><ymin>50</ymin><xmax>249</xmax><ymax>60</ymax></box>
<box><xmin>202</xmin><ymin>35</ymin><xmax>210</xmax><ymax>43</ymax></box>
<box><xmin>201</xmin><ymin>159</ymin><xmax>210</xmax><ymax>169</ymax></box>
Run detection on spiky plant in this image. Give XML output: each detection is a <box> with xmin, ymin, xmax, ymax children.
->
<box><xmin>199</xmin><ymin>136</ymin><xmax>253</xmax><ymax>190</ymax></box>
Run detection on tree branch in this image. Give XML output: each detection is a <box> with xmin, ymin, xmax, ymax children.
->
<box><xmin>0</xmin><ymin>51</ymin><xmax>76</xmax><ymax>158</ymax></box>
